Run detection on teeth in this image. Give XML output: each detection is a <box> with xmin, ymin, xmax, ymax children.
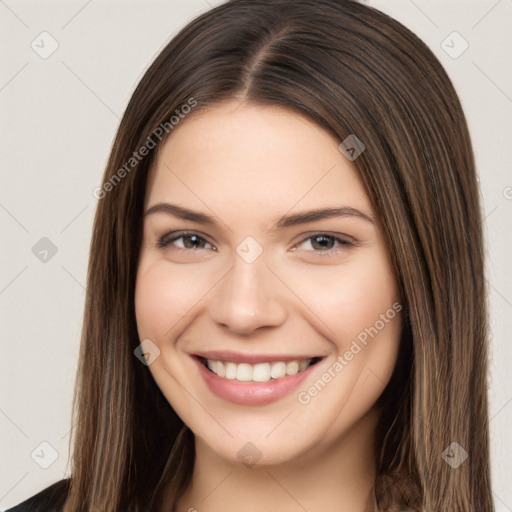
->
<box><xmin>286</xmin><ymin>361</ymin><xmax>299</xmax><ymax>375</ymax></box>
<box><xmin>252</xmin><ymin>363</ymin><xmax>270</xmax><ymax>382</ymax></box>
<box><xmin>299</xmin><ymin>360</ymin><xmax>309</xmax><ymax>372</ymax></box>
<box><xmin>236</xmin><ymin>363</ymin><xmax>252</xmax><ymax>382</ymax></box>
<box><xmin>204</xmin><ymin>358</ymin><xmax>314</xmax><ymax>382</ymax></box>
<box><xmin>270</xmin><ymin>361</ymin><xmax>286</xmax><ymax>379</ymax></box>
<box><xmin>216</xmin><ymin>361</ymin><xmax>226</xmax><ymax>378</ymax></box>
<box><xmin>225</xmin><ymin>362</ymin><xmax>237</xmax><ymax>380</ymax></box>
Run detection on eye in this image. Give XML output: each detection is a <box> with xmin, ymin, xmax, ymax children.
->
<box><xmin>293</xmin><ymin>233</ymin><xmax>353</xmax><ymax>256</ymax></box>
<box><xmin>157</xmin><ymin>231</ymin><xmax>216</xmax><ymax>251</ymax></box>
<box><xmin>156</xmin><ymin>231</ymin><xmax>353</xmax><ymax>256</ymax></box>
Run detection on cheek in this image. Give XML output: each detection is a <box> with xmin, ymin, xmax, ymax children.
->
<box><xmin>134</xmin><ymin>258</ymin><xmax>205</xmax><ymax>340</ymax></box>
<box><xmin>298</xmin><ymin>251</ymin><xmax>400</xmax><ymax>347</ymax></box>
<box><xmin>294</xmin><ymin>253</ymin><xmax>402</xmax><ymax>428</ymax></box>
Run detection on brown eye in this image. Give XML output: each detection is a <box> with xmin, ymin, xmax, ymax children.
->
<box><xmin>294</xmin><ymin>233</ymin><xmax>353</xmax><ymax>256</ymax></box>
<box><xmin>310</xmin><ymin>234</ymin><xmax>336</xmax><ymax>250</ymax></box>
<box><xmin>157</xmin><ymin>231</ymin><xmax>216</xmax><ymax>251</ymax></box>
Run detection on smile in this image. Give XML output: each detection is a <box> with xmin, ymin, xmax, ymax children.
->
<box><xmin>192</xmin><ymin>353</ymin><xmax>324</xmax><ymax>406</ymax></box>
<box><xmin>200</xmin><ymin>357</ymin><xmax>321</xmax><ymax>383</ymax></box>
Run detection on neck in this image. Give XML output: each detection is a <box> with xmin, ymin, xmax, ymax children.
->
<box><xmin>172</xmin><ymin>406</ymin><xmax>380</xmax><ymax>512</ymax></box>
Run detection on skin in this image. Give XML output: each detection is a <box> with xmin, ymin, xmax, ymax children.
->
<box><xmin>134</xmin><ymin>98</ymin><xmax>403</xmax><ymax>512</ymax></box>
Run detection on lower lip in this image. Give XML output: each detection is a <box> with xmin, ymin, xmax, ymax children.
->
<box><xmin>193</xmin><ymin>357</ymin><xmax>319</xmax><ymax>406</ymax></box>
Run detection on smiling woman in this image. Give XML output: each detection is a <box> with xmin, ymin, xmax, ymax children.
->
<box><xmin>6</xmin><ymin>0</ymin><xmax>494</xmax><ymax>511</ymax></box>
<box><xmin>136</xmin><ymin>102</ymin><xmax>401</xmax><ymax>431</ymax></box>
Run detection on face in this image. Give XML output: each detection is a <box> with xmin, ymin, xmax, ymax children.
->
<box><xmin>135</xmin><ymin>98</ymin><xmax>402</xmax><ymax>467</ymax></box>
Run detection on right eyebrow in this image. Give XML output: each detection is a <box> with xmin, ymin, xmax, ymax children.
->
<box><xmin>145</xmin><ymin>203</ymin><xmax>216</xmax><ymax>225</ymax></box>
<box><xmin>144</xmin><ymin>202</ymin><xmax>375</xmax><ymax>230</ymax></box>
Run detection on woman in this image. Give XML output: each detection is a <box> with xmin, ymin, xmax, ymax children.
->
<box><xmin>7</xmin><ymin>0</ymin><xmax>494</xmax><ymax>510</ymax></box>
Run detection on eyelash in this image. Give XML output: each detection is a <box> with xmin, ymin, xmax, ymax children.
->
<box><xmin>156</xmin><ymin>230</ymin><xmax>354</xmax><ymax>257</ymax></box>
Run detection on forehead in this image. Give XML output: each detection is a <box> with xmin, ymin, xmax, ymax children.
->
<box><xmin>145</xmin><ymin>99</ymin><xmax>372</xmax><ymax>223</ymax></box>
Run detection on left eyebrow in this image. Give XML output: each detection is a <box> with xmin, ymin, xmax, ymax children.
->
<box><xmin>274</xmin><ymin>206</ymin><xmax>374</xmax><ymax>227</ymax></box>
<box><xmin>144</xmin><ymin>202</ymin><xmax>375</xmax><ymax>230</ymax></box>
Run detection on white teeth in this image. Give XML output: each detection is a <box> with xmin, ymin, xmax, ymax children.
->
<box><xmin>225</xmin><ymin>362</ymin><xmax>237</xmax><ymax>380</ymax></box>
<box><xmin>252</xmin><ymin>363</ymin><xmax>271</xmax><ymax>382</ymax></box>
<box><xmin>270</xmin><ymin>361</ymin><xmax>286</xmax><ymax>379</ymax></box>
<box><xmin>236</xmin><ymin>363</ymin><xmax>252</xmax><ymax>382</ymax></box>
<box><xmin>286</xmin><ymin>361</ymin><xmax>299</xmax><ymax>375</ymax></box>
<box><xmin>216</xmin><ymin>361</ymin><xmax>226</xmax><ymax>378</ymax></box>
<box><xmin>204</xmin><ymin>358</ymin><xmax>314</xmax><ymax>382</ymax></box>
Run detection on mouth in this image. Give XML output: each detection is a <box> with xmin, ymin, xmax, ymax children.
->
<box><xmin>191</xmin><ymin>353</ymin><xmax>325</xmax><ymax>406</ymax></box>
<box><xmin>197</xmin><ymin>356</ymin><xmax>322</xmax><ymax>383</ymax></box>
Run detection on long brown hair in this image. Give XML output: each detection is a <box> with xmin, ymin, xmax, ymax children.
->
<box><xmin>62</xmin><ymin>1</ymin><xmax>494</xmax><ymax>510</ymax></box>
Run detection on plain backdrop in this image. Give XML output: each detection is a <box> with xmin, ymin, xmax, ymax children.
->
<box><xmin>1</xmin><ymin>0</ymin><xmax>511</xmax><ymax>510</ymax></box>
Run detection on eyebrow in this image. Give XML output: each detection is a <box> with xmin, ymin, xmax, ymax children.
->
<box><xmin>145</xmin><ymin>202</ymin><xmax>374</xmax><ymax>230</ymax></box>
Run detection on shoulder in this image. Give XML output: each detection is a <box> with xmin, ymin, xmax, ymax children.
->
<box><xmin>4</xmin><ymin>478</ymin><xmax>71</xmax><ymax>512</ymax></box>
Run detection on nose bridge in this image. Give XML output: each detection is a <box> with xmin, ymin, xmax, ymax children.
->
<box><xmin>209</xmin><ymin>242</ymin><xmax>287</xmax><ymax>333</ymax></box>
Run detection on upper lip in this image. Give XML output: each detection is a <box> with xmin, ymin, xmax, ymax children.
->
<box><xmin>192</xmin><ymin>350</ymin><xmax>323</xmax><ymax>365</ymax></box>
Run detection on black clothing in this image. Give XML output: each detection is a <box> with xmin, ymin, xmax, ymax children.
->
<box><xmin>5</xmin><ymin>479</ymin><xmax>70</xmax><ymax>512</ymax></box>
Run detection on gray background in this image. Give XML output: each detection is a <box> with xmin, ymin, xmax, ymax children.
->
<box><xmin>1</xmin><ymin>0</ymin><xmax>511</xmax><ymax>510</ymax></box>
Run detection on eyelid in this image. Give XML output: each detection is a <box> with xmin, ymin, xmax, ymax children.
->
<box><xmin>156</xmin><ymin>230</ymin><xmax>355</xmax><ymax>255</ymax></box>
<box><xmin>156</xmin><ymin>230</ymin><xmax>215</xmax><ymax>250</ymax></box>
<box><xmin>290</xmin><ymin>232</ymin><xmax>354</xmax><ymax>256</ymax></box>
<box><xmin>292</xmin><ymin>230</ymin><xmax>356</xmax><ymax>246</ymax></box>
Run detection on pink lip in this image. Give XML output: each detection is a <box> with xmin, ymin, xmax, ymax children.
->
<box><xmin>192</xmin><ymin>355</ymin><xmax>321</xmax><ymax>406</ymax></box>
<box><xmin>192</xmin><ymin>350</ymin><xmax>319</xmax><ymax>365</ymax></box>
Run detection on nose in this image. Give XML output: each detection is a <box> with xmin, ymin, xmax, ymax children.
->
<box><xmin>208</xmin><ymin>252</ymin><xmax>288</xmax><ymax>335</ymax></box>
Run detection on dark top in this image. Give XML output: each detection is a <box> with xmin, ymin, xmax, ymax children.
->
<box><xmin>5</xmin><ymin>479</ymin><xmax>70</xmax><ymax>512</ymax></box>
